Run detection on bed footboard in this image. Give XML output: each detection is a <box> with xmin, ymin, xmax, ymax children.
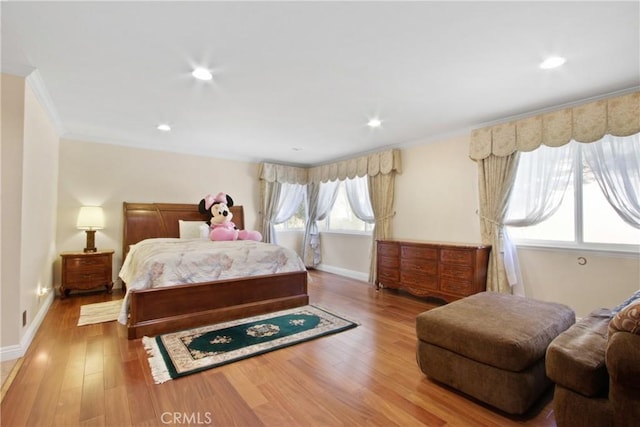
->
<box><xmin>126</xmin><ymin>271</ymin><xmax>308</xmax><ymax>339</ymax></box>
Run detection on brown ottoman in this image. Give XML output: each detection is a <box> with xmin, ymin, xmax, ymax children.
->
<box><xmin>416</xmin><ymin>292</ymin><xmax>575</xmax><ymax>414</ymax></box>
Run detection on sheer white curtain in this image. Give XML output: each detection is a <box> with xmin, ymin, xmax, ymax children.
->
<box><xmin>302</xmin><ymin>180</ymin><xmax>339</xmax><ymax>267</ymax></box>
<box><xmin>472</xmin><ymin>91</ymin><xmax>639</xmax><ymax>294</ymax></box>
<box><xmin>583</xmin><ymin>133</ymin><xmax>640</xmax><ymax>228</ymax></box>
<box><xmin>505</xmin><ymin>143</ymin><xmax>576</xmax><ymax>226</ymax></box>
<box><xmin>267</xmin><ymin>183</ymin><xmax>306</xmax><ymax>244</ymax></box>
<box><xmin>504</xmin><ymin>143</ymin><xmax>576</xmax><ymax>294</ymax></box>
<box><xmin>344</xmin><ymin>176</ymin><xmax>374</xmax><ymax>223</ymax></box>
<box><xmin>504</xmin><ymin>133</ymin><xmax>640</xmax><ymax>293</ymax></box>
<box><xmin>260</xmin><ymin>180</ymin><xmax>282</xmax><ymax>244</ymax></box>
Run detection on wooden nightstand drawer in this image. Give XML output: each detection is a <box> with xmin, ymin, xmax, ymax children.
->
<box><xmin>65</xmin><ymin>255</ymin><xmax>110</xmax><ymax>269</ymax></box>
<box><xmin>60</xmin><ymin>250</ymin><xmax>114</xmax><ymax>298</ymax></box>
<box><xmin>65</xmin><ymin>270</ymin><xmax>110</xmax><ymax>285</ymax></box>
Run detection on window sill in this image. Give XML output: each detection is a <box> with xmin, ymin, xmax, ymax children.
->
<box><xmin>319</xmin><ymin>230</ymin><xmax>373</xmax><ymax>237</ymax></box>
<box><xmin>513</xmin><ymin>240</ymin><xmax>640</xmax><ymax>258</ymax></box>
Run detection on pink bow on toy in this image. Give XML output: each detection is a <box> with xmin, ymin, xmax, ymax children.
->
<box><xmin>204</xmin><ymin>192</ymin><xmax>228</xmax><ymax>210</ymax></box>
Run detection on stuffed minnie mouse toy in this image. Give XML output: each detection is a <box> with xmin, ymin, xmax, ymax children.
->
<box><xmin>198</xmin><ymin>192</ymin><xmax>262</xmax><ymax>241</ymax></box>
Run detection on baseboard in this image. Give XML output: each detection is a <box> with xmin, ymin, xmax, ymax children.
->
<box><xmin>0</xmin><ymin>345</ymin><xmax>22</xmax><ymax>363</ymax></box>
<box><xmin>315</xmin><ymin>264</ymin><xmax>370</xmax><ymax>283</ymax></box>
<box><xmin>0</xmin><ymin>292</ymin><xmax>54</xmax><ymax>362</ymax></box>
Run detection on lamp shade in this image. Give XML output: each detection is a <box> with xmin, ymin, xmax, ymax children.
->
<box><xmin>76</xmin><ymin>206</ymin><xmax>105</xmax><ymax>230</ymax></box>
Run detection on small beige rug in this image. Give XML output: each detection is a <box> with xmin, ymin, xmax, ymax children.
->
<box><xmin>77</xmin><ymin>299</ymin><xmax>122</xmax><ymax>326</ymax></box>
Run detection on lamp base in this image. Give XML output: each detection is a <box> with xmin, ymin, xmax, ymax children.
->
<box><xmin>84</xmin><ymin>230</ymin><xmax>97</xmax><ymax>253</ymax></box>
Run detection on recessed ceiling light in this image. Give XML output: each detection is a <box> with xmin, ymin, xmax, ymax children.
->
<box><xmin>157</xmin><ymin>124</ymin><xmax>171</xmax><ymax>132</ymax></box>
<box><xmin>367</xmin><ymin>118</ymin><xmax>382</xmax><ymax>128</ymax></box>
<box><xmin>192</xmin><ymin>67</ymin><xmax>213</xmax><ymax>81</ymax></box>
<box><xmin>539</xmin><ymin>56</ymin><xmax>566</xmax><ymax>70</ymax></box>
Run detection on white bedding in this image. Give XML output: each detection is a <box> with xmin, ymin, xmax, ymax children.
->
<box><xmin>117</xmin><ymin>238</ymin><xmax>307</xmax><ymax>324</ymax></box>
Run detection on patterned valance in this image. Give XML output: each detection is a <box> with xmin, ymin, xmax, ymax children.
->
<box><xmin>469</xmin><ymin>91</ymin><xmax>640</xmax><ymax>160</ymax></box>
<box><xmin>308</xmin><ymin>149</ymin><xmax>402</xmax><ymax>183</ymax></box>
<box><xmin>259</xmin><ymin>149</ymin><xmax>402</xmax><ymax>184</ymax></box>
<box><xmin>259</xmin><ymin>163</ymin><xmax>309</xmax><ymax>184</ymax></box>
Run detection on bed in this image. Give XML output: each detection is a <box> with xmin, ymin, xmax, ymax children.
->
<box><xmin>120</xmin><ymin>202</ymin><xmax>309</xmax><ymax>339</ymax></box>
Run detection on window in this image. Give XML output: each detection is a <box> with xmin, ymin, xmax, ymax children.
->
<box><xmin>318</xmin><ymin>178</ymin><xmax>374</xmax><ymax>234</ymax></box>
<box><xmin>274</xmin><ymin>197</ymin><xmax>306</xmax><ymax>231</ymax></box>
<box><xmin>273</xmin><ymin>177</ymin><xmax>375</xmax><ymax>234</ymax></box>
<box><xmin>273</xmin><ymin>185</ymin><xmax>306</xmax><ymax>231</ymax></box>
<box><xmin>507</xmin><ymin>135</ymin><xmax>640</xmax><ymax>252</ymax></box>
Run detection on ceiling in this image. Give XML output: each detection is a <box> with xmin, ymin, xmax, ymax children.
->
<box><xmin>2</xmin><ymin>1</ymin><xmax>639</xmax><ymax>166</ymax></box>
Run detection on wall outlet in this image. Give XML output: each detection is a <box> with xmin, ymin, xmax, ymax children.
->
<box><xmin>22</xmin><ymin>310</ymin><xmax>27</xmax><ymax>327</ymax></box>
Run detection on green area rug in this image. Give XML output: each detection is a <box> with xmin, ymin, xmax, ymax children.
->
<box><xmin>143</xmin><ymin>305</ymin><xmax>357</xmax><ymax>383</ymax></box>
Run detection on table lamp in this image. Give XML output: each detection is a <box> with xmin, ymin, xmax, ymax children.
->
<box><xmin>76</xmin><ymin>206</ymin><xmax>105</xmax><ymax>253</ymax></box>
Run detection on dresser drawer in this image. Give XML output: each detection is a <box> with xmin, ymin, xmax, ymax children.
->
<box><xmin>376</xmin><ymin>240</ymin><xmax>490</xmax><ymax>302</ymax></box>
<box><xmin>440</xmin><ymin>279</ymin><xmax>476</xmax><ymax>295</ymax></box>
<box><xmin>440</xmin><ymin>263</ymin><xmax>473</xmax><ymax>281</ymax></box>
<box><xmin>400</xmin><ymin>272</ymin><xmax>438</xmax><ymax>290</ymax></box>
<box><xmin>401</xmin><ymin>245</ymin><xmax>437</xmax><ymax>260</ymax></box>
<box><xmin>400</xmin><ymin>259</ymin><xmax>437</xmax><ymax>275</ymax></box>
<box><xmin>378</xmin><ymin>268</ymin><xmax>400</xmax><ymax>286</ymax></box>
<box><xmin>378</xmin><ymin>255</ymin><xmax>399</xmax><ymax>269</ymax></box>
<box><xmin>377</xmin><ymin>242</ymin><xmax>400</xmax><ymax>257</ymax></box>
<box><xmin>440</xmin><ymin>249</ymin><xmax>473</xmax><ymax>265</ymax></box>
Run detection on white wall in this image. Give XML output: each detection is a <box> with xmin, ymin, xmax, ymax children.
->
<box><xmin>518</xmin><ymin>248</ymin><xmax>639</xmax><ymax>317</ymax></box>
<box><xmin>1</xmin><ymin>74</ymin><xmax>25</xmax><ymax>349</ymax></box>
<box><xmin>316</xmin><ymin>232</ymin><xmax>371</xmax><ymax>281</ymax></box>
<box><xmin>4</xmin><ymin>69</ymin><xmax>636</xmax><ymax>360</ymax></box>
<box><xmin>1</xmin><ymin>73</ymin><xmax>58</xmax><ymax>359</ymax></box>
<box><xmin>19</xmin><ymin>95</ymin><xmax>638</xmax><ymax>347</ymax></box>
<box><xmin>394</xmin><ymin>135</ymin><xmax>480</xmax><ymax>242</ymax></box>
<box><xmin>314</xmin><ymin>134</ymin><xmax>640</xmax><ymax>318</ymax></box>
<box><xmin>56</xmin><ymin>139</ymin><xmax>262</xmax><ymax>287</ymax></box>
<box><xmin>315</xmin><ymin>135</ymin><xmax>480</xmax><ymax>282</ymax></box>
<box><xmin>22</xmin><ymin>82</ymin><xmax>59</xmax><ymax>326</ymax></box>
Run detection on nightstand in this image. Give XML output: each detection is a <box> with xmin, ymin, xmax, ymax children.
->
<box><xmin>60</xmin><ymin>250</ymin><xmax>114</xmax><ymax>298</ymax></box>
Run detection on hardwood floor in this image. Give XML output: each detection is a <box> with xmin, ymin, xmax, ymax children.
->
<box><xmin>1</xmin><ymin>270</ymin><xmax>557</xmax><ymax>426</ymax></box>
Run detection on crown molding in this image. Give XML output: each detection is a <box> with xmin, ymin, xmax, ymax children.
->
<box><xmin>24</xmin><ymin>69</ymin><xmax>66</xmax><ymax>136</ymax></box>
<box><xmin>0</xmin><ymin>63</ymin><xmax>36</xmax><ymax>77</ymax></box>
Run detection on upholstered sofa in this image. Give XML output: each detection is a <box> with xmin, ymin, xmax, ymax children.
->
<box><xmin>546</xmin><ymin>292</ymin><xmax>640</xmax><ymax>427</ymax></box>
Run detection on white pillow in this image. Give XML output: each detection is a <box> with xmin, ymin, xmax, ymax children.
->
<box><xmin>178</xmin><ymin>220</ymin><xmax>210</xmax><ymax>239</ymax></box>
<box><xmin>200</xmin><ymin>223</ymin><xmax>210</xmax><ymax>239</ymax></box>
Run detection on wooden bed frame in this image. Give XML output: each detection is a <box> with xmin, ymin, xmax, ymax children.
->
<box><xmin>121</xmin><ymin>202</ymin><xmax>309</xmax><ymax>339</ymax></box>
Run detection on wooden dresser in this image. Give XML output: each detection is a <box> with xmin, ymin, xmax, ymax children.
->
<box><xmin>376</xmin><ymin>240</ymin><xmax>491</xmax><ymax>302</ymax></box>
<box><xmin>60</xmin><ymin>250</ymin><xmax>114</xmax><ymax>298</ymax></box>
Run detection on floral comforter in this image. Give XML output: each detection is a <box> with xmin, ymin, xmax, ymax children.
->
<box><xmin>117</xmin><ymin>238</ymin><xmax>306</xmax><ymax>324</ymax></box>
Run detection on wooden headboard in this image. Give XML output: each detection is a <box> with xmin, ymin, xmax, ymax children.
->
<box><xmin>122</xmin><ymin>202</ymin><xmax>245</xmax><ymax>258</ymax></box>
